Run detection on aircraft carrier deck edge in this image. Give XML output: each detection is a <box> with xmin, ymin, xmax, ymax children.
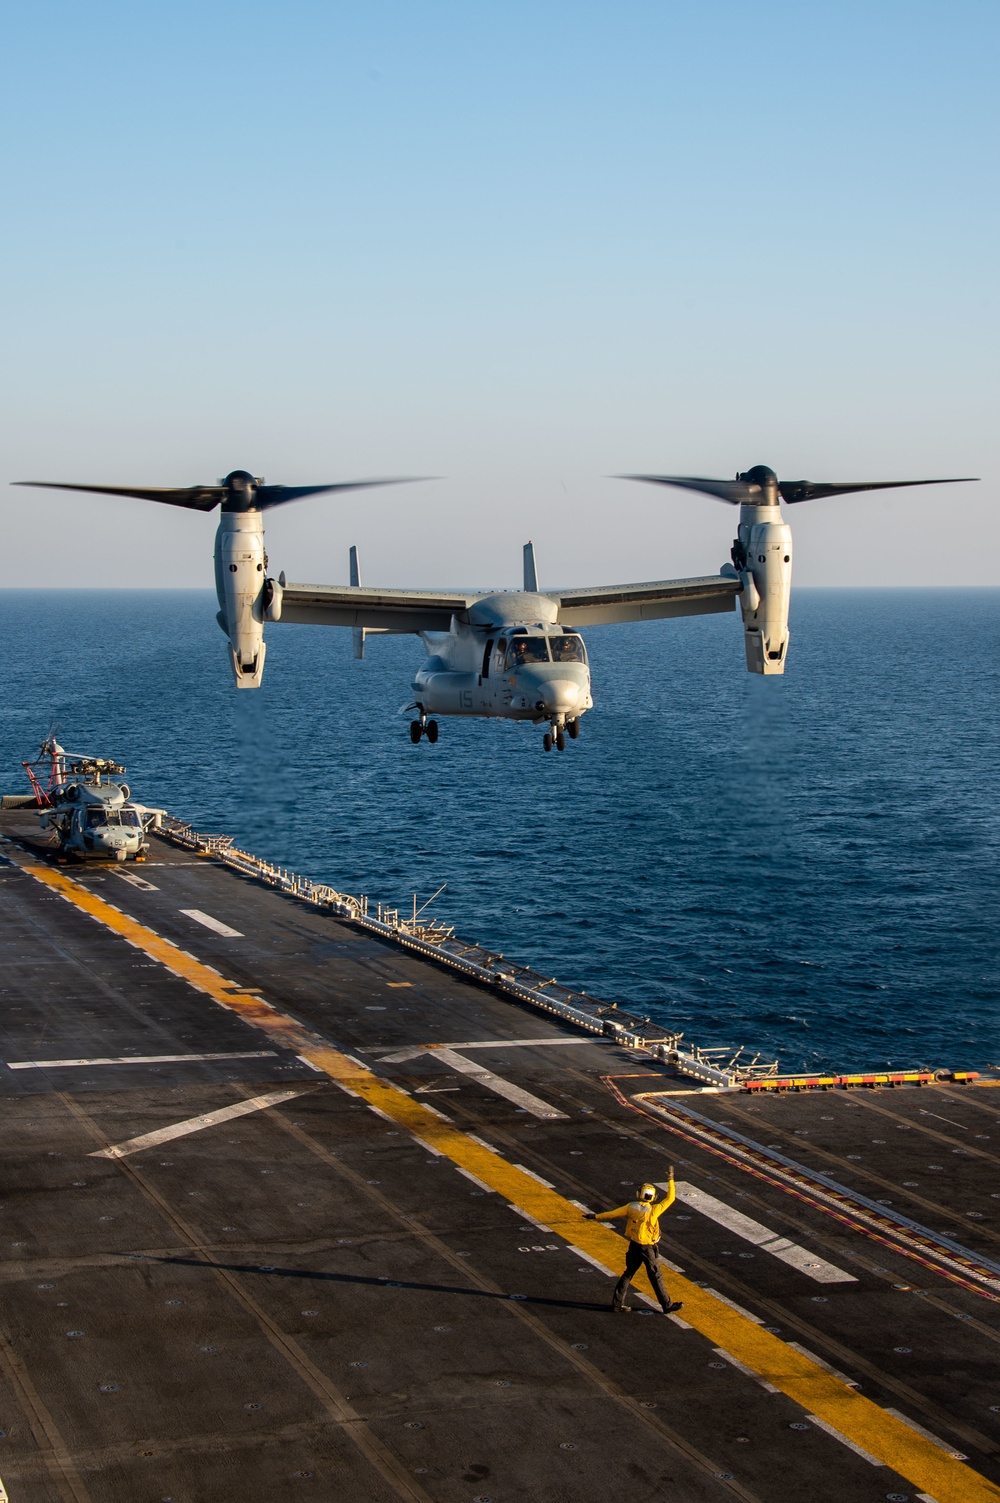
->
<box><xmin>1</xmin><ymin>806</ymin><xmax>999</xmax><ymax>1503</ymax></box>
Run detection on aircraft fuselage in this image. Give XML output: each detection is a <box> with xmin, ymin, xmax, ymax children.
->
<box><xmin>412</xmin><ymin>592</ymin><xmax>593</xmax><ymax>726</ymax></box>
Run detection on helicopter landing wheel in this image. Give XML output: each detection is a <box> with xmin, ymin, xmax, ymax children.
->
<box><xmin>542</xmin><ymin>732</ymin><xmax>553</xmax><ymax>752</ymax></box>
<box><xmin>409</xmin><ymin>720</ymin><xmax>422</xmax><ymax>745</ymax></box>
<box><xmin>555</xmin><ymin>729</ymin><xmax>566</xmax><ymax>752</ymax></box>
<box><xmin>426</xmin><ymin>719</ymin><xmax>439</xmax><ymax>744</ymax></box>
<box><xmin>567</xmin><ymin>717</ymin><xmax>580</xmax><ymax>740</ymax></box>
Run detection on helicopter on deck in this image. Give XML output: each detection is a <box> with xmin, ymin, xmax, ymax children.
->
<box><xmin>9</xmin><ymin>737</ymin><xmax>164</xmax><ymax>862</ymax></box>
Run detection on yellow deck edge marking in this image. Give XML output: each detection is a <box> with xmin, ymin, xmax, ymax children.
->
<box><xmin>9</xmin><ymin>850</ymin><xmax>999</xmax><ymax>1503</ymax></box>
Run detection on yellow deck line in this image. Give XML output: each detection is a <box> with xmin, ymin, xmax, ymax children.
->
<box><xmin>8</xmin><ymin>848</ymin><xmax>999</xmax><ymax>1503</ymax></box>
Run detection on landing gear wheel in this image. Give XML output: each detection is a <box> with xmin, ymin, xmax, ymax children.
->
<box><xmin>567</xmin><ymin>717</ymin><xmax>580</xmax><ymax>740</ymax></box>
<box><xmin>555</xmin><ymin>730</ymin><xmax>566</xmax><ymax>751</ymax></box>
<box><xmin>542</xmin><ymin>732</ymin><xmax>553</xmax><ymax>752</ymax></box>
<box><xmin>409</xmin><ymin>721</ymin><xmax>422</xmax><ymax>744</ymax></box>
<box><xmin>426</xmin><ymin>720</ymin><xmax>439</xmax><ymax>744</ymax></box>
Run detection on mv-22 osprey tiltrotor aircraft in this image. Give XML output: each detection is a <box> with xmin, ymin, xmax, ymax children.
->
<box><xmin>17</xmin><ymin>465</ymin><xmax>976</xmax><ymax>751</ymax></box>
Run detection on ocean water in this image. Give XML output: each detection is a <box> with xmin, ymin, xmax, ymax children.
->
<box><xmin>2</xmin><ymin>588</ymin><xmax>998</xmax><ymax>1075</ymax></box>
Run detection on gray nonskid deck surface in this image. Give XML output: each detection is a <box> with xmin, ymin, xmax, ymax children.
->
<box><xmin>0</xmin><ymin>819</ymin><xmax>998</xmax><ymax>1502</ymax></box>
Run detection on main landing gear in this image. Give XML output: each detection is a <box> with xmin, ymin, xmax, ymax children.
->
<box><xmin>542</xmin><ymin>717</ymin><xmax>580</xmax><ymax>752</ymax></box>
<box><xmin>409</xmin><ymin>717</ymin><xmax>439</xmax><ymax>745</ymax></box>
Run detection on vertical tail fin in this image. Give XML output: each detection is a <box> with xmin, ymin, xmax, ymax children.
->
<box><xmin>350</xmin><ymin>544</ymin><xmax>366</xmax><ymax>659</ymax></box>
<box><xmin>523</xmin><ymin>540</ymin><xmax>538</xmax><ymax>592</ymax></box>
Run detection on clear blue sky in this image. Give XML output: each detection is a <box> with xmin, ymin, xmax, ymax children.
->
<box><xmin>1</xmin><ymin>0</ymin><xmax>995</xmax><ymax>587</ymax></box>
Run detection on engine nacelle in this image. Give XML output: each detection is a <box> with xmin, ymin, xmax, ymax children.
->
<box><xmin>735</xmin><ymin>504</ymin><xmax>792</xmax><ymax>674</ymax></box>
<box><xmin>215</xmin><ymin>511</ymin><xmax>267</xmax><ymax>688</ymax></box>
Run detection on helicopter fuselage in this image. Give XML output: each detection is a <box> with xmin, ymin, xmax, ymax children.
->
<box><xmin>412</xmin><ymin>592</ymin><xmax>593</xmax><ymax>726</ymax></box>
<box><xmin>42</xmin><ymin>780</ymin><xmax>149</xmax><ymax>862</ymax></box>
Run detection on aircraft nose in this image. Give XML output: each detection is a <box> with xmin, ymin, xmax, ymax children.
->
<box><xmin>536</xmin><ymin>678</ymin><xmax>581</xmax><ymax>714</ymax></box>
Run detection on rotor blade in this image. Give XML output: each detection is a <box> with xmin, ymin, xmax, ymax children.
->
<box><xmin>778</xmin><ymin>477</ymin><xmax>979</xmax><ymax>504</ymax></box>
<box><xmin>256</xmin><ymin>478</ymin><xmax>428</xmax><ymax>509</ymax></box>
<box><xmin>13</xmin><ymin>481</ymin><xmax>223</xmax><ymax>511</ymax></box>
<box><xmin>616</xmin><ymin>475</ymin><xmax>752</xmax><ymax>505</ymax></box>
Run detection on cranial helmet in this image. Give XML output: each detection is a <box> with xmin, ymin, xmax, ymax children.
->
<box><xmin>638</xmin><ymin>1183</ymin><xmax>656</xmax><ymax>1202</ymax></box>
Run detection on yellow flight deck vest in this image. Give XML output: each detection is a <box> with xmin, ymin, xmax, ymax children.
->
<box><xmin>595</xmin><ymin>1182</ymin><xmax>675</xmax><ymax>1245</ymax></box>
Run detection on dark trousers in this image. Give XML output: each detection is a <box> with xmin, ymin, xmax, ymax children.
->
<box><xmin>613</xmin><ymin>1240</ymin><xmax>671</xmax><ymax>1311</ymax></box>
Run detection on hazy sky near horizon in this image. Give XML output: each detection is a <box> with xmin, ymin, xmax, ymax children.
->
<box><xmin>1</xmin><ymin>1</ymin><xmax>996</xmax><ymax>589</ymax></box>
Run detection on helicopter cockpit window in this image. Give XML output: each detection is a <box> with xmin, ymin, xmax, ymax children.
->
<box><xmin>121</xmin><ymin>810</ymin><xmax>141</xmax><ymax>827</ymax></box>
<box><xmin>506</xmin><ymin>638</ymin><xmax>551</xmax><ymax>667</ymax></box>
<box><xmin>85</xmin><ymin>808</ymin><xmax>104</xmax><ymax>828</ymax></box>
<box><xmin>549</xmin><ymin>635</ymin><xmax>587</xmax><ymax>664</ymax></box>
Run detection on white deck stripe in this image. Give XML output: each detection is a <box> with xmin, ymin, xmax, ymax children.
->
<box><xmin>673</xmin><ymin>1182</ymin><xmax>857</xmax><ymax>1283</ymax></box>
<box><xmin>113</xmin><ymin>870</ymin><xmax>159</xmax><ymax>891</ymax></box>
<box><xmin>568</xmin><ymin>1246</ymin><xmax>616</xmax><ymax>1276</ymax></box>
<box><xmin>455</xmin><ymin>1166</ymin><xmax>495</xmax><ymax>1193</ymax></box>
<box><xmin>435</xmin><ymin>1038</ymin><xmax>603</xmax><ymax>1050</ymax></box>
<box><xmin>179</xmin><ymin>908</ymin><xmax>243</xmax><ymax>937</ymax></box>
<box><xmin>507</xmin><ymin>1203</ymin><xmax>552</xmax><ymax>1233</ymax></box>
<box><xmin>805</xmin><ymin>1414</ymin><xmax>884</xmax><ymax>1465</ymax></box>
<box><xmin>379</xmin><ymin>1038</ymin><xmax>599</xmax><ymax>1063</ymax></box>
<box><xmin>702</xmin><ymin>1289</ymin><xmax>763</xmax><ymax>1323</ymax></box>
<box><xmin>432</xmin><ymin>1047</ymin><xmax>568</xmax><ymax>1119</ymax></box>
<box><xmin>512</xmin><ymin>1163</ymin><xmax>555</xmax><ymax>1188</ymax></box>
<box><xmin>712</xmin><ymin>1347</ymin><xmax>779</xmax><ymax>1393</ymax></box>
<box><xmin>7</xmin><ymin>1050</ymin><xmax>277</xmax><ymax>1070</ymax></box>
<box><xmin>787</xmin><ymin>1342</ymin><xmax>861</xmax><ymax>1389</ymax></box>
<box><xmin>884</xmin><ymin>1408</ymin><xmax>968</xmax><ymax>1461</ymax></box>
<box><xmin>89</xmin><ymin>1088</ymin><xmax>309</xmax><ymax>1159</ymax></box>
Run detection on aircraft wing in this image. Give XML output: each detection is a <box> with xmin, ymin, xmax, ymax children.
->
<box><xmin>548</xmin><ymin>574</ymin><xmax>740</xmax><ymax>627</ymax></box>
<box><xmin>278</xmin><ymin>582</ymin><xmax>481</xmax><ymax>633</ymax></box>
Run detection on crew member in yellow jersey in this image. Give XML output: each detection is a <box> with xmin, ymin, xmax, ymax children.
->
<box><xmin>592</xmin><ymin>1169</ymin><xmax>682</xmax><ymax>1315</ymax></box>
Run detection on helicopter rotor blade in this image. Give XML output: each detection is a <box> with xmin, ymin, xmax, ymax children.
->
<box><xmin>256</xmin><ymin>479</ymin><xmax>427</xmax><ymax>509</ymax></box>
<box><xmin>13</xmin><ymin>482</ymin><xmax>223</xmax><ymax>511</ymax></box>
<box><xmin>619</xmin><ymin>473</ymin><xmax>978</xmax><ymax>506</ymax></box>
<box><xmin>776</xmin><ymin>477</ymin><xmax>979</xmax><ymax>504</ymax></box>
<box><xmin>617</xmin><ymin>474</ymin><xmax>752</xmax><ymax>505</ymax></box>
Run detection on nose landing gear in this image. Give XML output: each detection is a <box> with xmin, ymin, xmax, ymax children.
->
<box><xmin>409</xmin><ymin>715</ymin><xmax>439</xmax><ymax>745</ymax></box>
<box><xmin>542</xmin><ymin>718</ymin><xmax>578</xmax><ymax>751</ymax></box>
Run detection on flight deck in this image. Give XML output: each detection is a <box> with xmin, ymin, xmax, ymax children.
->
<box><xmin>1</xmin><ymin>808</ymin><xmax>999</xmax><ymax>1503</ymax></box>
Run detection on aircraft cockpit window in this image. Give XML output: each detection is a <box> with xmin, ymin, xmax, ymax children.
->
<box><xmin>121</xmin><ymin>810</ymin><xmax>141</xmax><ymax>827</ymax></box>
<box><xmin>506</xmin><ymin>638</ymin><xmax>551</xmax><ymax>667</ymax></box>
<box><xmin>549</xmin><ymin>635</ymin><xmax>587</xmax><ymax>664</ymax></box>
<box><xmin>105</xmin><ymin>810</ymin><xmax>122</xmax><ymax>825</ymax></box>
<box><xmin>85</xmin><ymin>809</ymin><xmax>104</xmax><ymax>828</ymax></box>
